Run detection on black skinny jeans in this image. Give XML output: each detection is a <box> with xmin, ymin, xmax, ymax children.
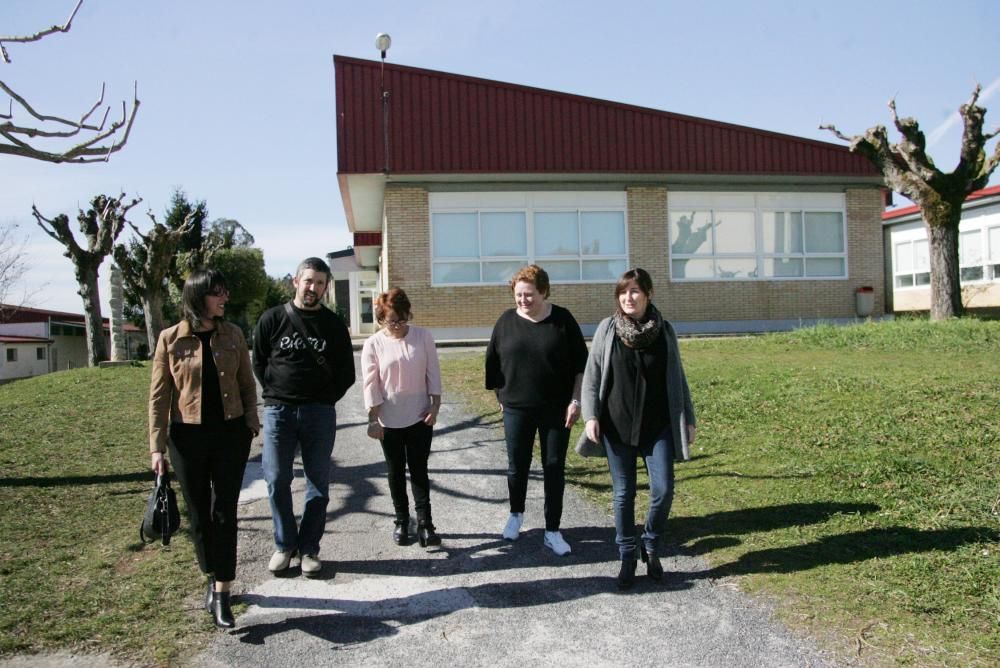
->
<box><xmin>168</xmin><ymin>419</ymin><xmax>251</xmax><ymax>582</ymax></box>
<box><xmin>380</xmin><ymin>420</ymin><xmax>434</xmax><ymax>525</ymax></box>
<box><xmin>502</xmin><ymin>407</ymin><xmax>569</xmax><ymax>531</ymax></box>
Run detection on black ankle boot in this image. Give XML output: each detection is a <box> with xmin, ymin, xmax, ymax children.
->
<box><xmin>639</xmin><ymin>543</ymin><xmax>663</xmax><ymax>581</ymax></box>
<box><xmin>393</xmin><ymin>518</ymin><xmax>411</xmax><ymax>546</ymax></box>
<box><xmin>204</xmin><ymin>577</ymin><xmax>215</xmax><ymax>613</ymax></box>
<box><xmin>417</xmin><ymin>522</ymin><xmax>441</xmax><ymax>547</ymax></box>
<box><xmin>617</xmin><ymin>558</ymin><xmax>637</xmax><ymax>590</ymax></box>
<box><xmin>211</xmin><ymin>591</ymin><xmax>235</xmax><ymax>628</ymax></box>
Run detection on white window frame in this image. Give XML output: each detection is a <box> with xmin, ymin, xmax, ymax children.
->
<box><xmin>668</xmin><ymin>192</ymin><xmax>848</xmax><ymax>282</ymax></box>
<box><xmin>893</xmin><ymin>239</ymin><xmax>931</xmax><ymax>289</ymax></box>
<box><xmin>429</xmin><ymin>192</ymin><xmax>629</xmax><ymax>286</ymax></box>
<box><xmin>891</xmin><ymin>217</ymin><xmax>1000</xmax><ymax>289</ymax></box>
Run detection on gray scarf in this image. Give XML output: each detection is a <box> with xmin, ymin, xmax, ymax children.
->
<box><xmin>614</xmin><ymin>303</ymin><xmax>663</xmax><ymax>349</ymax></box>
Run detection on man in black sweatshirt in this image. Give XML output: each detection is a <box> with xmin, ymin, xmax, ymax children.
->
<box><xmin>252</xmin><ymin>257</ymin><xmax>354</xmax><ymax>577</ymax></box>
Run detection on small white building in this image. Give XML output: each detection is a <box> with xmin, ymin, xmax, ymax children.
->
<box><xmin>883</xmin><ymin>185</ymin><xmax>1000</xmax><ymax>313</ymax></box>
<box><xmin>0</xmin><ymin>334</ymin><xmax>52</xmax><ymax>383</ymax></box>
<box><xmin>0</xmin><ymin>304</ymin><xmax>145</xmax><ymax>372</ymax></box>
<box><xmin>326</xmin><ymin>248</ymin><xmax>379</xmax><ymax>336</ymax></box>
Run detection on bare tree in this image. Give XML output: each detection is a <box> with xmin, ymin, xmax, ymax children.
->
<box><xmin>0</xmin><ymin>0</ymin><xmax>140</xmax><ymax>163</ymax></box>
<box><xmin>822</xmin><ymin>85</ymin><xmax>1000</xmax><ymax>320</ymax></box>
<box><xmin>0</xmin><ymin>222</ymin><xmax>29</xmax><ymax>317</ymax></box>
<box><xmin>33</xmin><ymin>193</ymin><xmax>141</xmax><ymax>365</ymax></box>
<box><xmin>113</xmin><ymin>211</ymin><xmax>196</xmax><ymax>353</ymax></box>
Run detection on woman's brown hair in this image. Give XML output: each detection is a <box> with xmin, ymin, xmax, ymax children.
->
<box><xmin>509</xmin><ymin>264</ymin><xmax>550</xmax><ymax>298</ymax></box>
<box><xmin>374</xmin><ymin>288</ymin><xmax>412</xmax><ymax>324</ymax></box>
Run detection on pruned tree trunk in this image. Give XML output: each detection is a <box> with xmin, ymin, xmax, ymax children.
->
<box><xmin>76</xmin><ymin>261</ymin><xmax>105</xmax><ymax>365</ymax></box>
<box><xmin>142</xmin><ymin>291</ymin><xmax>165</xmax><ymax>354</ymax></box>
<box><xmin>926</xmin><ymin>220</ymin><xmax>962</xmax><ymax>320</ymax></box>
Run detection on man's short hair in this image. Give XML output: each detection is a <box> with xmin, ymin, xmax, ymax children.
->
<box><xmin>296</xmin><ymin>257</ymin><xmax>332</xmax><ymax>281</ymax></box>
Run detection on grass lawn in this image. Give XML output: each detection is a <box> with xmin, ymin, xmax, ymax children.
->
<box><xmin>442</xmin><ymin>318</ymin><xmax>1000</xmax><ymax>667</ymax></box>
<box><xmin>0</xmin><ymin>366</ymin><xmax>213</xmax><ymax>665</ymax></box>
<box><xmin>0</xmin><ymin>319</ymin><xmax>997</xmax><ymax>666</ymax></box>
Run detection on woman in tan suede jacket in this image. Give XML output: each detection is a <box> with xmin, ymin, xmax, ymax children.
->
<box><xmin>148</xmin><ymin>269</ymin><xmax>260</xmax><ymax>628</ymax></box>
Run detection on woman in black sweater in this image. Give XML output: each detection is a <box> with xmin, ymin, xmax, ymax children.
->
<box><xmin>485</xmin><ymin>265</ymin><xmax>588</xmax><ymax>556</ymax></box>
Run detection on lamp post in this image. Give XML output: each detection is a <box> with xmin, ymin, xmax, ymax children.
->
<box><xmin>375</xmin><ymin>33</ymin><xmax>391</xmax><ymax>174</ymax></box>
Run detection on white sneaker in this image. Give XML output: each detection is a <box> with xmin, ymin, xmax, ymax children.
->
<box><xmin>502</xmin><ymin>513</ymin><xmax>523</xmax><ymax>541</ymax></box>
<box><xmin>544</xmin><ymin>530</ymin><xmax>571</xmax><ymax>556</ymax></box>
<box><xmin>300</xmin><ymin>554</ymin><xmax>322</xmax><ymax>577</ymax></box>
<box><xmin>268</xmin><ymin>550</ymin><xmax>294</xmax><ymax>573</ymax></box>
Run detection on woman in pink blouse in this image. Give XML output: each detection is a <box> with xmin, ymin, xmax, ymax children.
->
<box><xmin>362</xmin><ymin>288</ymin><xmax>443</xmax><ymax>547</ymax></box>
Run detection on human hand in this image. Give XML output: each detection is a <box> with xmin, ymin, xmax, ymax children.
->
<box><xmin>367</xmin><ymin>422</ymin><xmax>384</xmax><ymax>441</ymax></box>
<box><xmin>151</xmin><ymin>451</ymin><xmax>167</xmax><ymax>476</ymax></box>
<box><xmin>422</xmin><ymin>409</ymin><xmax>438</xmax><ymax>427</ymax></box>
<box><xmin>585</xmin><ymin>418</ymin><xmax>600</xmax><ymax>443</ymax></box>
<box><xmin>564</xmin><ymin>400</ymin><xmax>581</xmax><ymax>428</ymax></box>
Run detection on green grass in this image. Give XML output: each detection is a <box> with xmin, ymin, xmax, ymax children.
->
<box><xmin>441</xmin><ymin>319</ymin><xmax>1000</xmax><ymax>667</ymax></box>
<box><xmin>0</xmin><ymin>366</ymin><xmax>213</xmax><ymax>665</ymax></box>
<box><xmin>1</xmin><ymin>320</ymin><xmax>997</xmax><ymax>666</ymax></box>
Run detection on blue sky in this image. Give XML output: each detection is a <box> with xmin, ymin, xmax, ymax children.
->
<box><xmin>2</xmin><ymin>0</ymin><xmax>998</xmax><ymax>313</ymax></box>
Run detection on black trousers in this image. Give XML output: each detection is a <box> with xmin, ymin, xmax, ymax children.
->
<box><xmin>168</xmin><ymin>419</ymin><xmax>251</xmax><ymax>582</ymax></box>
<box><xmin>379</xmin><ymin>421</ymin><xmax>434</xmax><ymax>524</ymax></box>
<box><xmin>502</xmin><ymin>407</ymin><xmax>569</xmax><ymax>532</ymax></box>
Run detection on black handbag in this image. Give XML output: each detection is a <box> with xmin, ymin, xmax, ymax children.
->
<box><xmin>140</xmin><ymin>472</ymin><xmax>181</xmax><ymax>546</ymax></box>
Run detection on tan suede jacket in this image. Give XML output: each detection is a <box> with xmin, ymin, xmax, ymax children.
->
<box><xmin>148</xmin><ymin>319</ymin><xmax>261</xmax><ymax>453</ymax></box>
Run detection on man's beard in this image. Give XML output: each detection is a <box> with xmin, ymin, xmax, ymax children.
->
<box><xmin>301</xmin><ymin>290</ymin><xmax>318</xmax><ymax>306</ymax></box>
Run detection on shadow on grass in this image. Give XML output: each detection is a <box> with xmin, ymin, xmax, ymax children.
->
<box><xmin>0</xmin><ymin>471</ymin><xmax>150</xmax><ymax>487</ymax></box>
<box><xmin>672</xmin><ymin>502</ymin><xmax>882</xmax><ymax>545</ymax></box>
<box><xmin>701</xmin><ymin>526</ymin><xmax>998</xmax><ymax>577</ymax></box>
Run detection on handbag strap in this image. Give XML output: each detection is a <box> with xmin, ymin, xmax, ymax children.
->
<box><xmin>283</xmin><ymin>302</ymin><xmax>334</xmax><ymax>378</ymax></box>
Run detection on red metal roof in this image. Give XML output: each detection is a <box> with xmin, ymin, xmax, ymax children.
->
<box><xmin>1</xmin><ymin>304</ymin><xmax>141</xmax><ymax>331</ymax></box>
<box><xmin>335</xmin><ymin>56</ymin><xmax>879</xmax><ymax>177</ymax></box>
<box><xmin>881</xmin><ymin>184</ymin><xmax>1000</xmax><ymax>221</ymax></box>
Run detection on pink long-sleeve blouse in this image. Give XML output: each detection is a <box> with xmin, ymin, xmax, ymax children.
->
<box><xmin>361</xmin><ymin>325</ymin><xmax>442</xmax><ymax>428</ymax></box>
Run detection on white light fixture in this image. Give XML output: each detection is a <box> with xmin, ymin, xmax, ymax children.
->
<box><xmin>375</xmin><ymin>33</ymin><xmax>391</xmax><ymax>60</ymax></box>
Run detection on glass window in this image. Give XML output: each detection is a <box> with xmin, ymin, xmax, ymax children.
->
<box><xmin>535</xmin><ymin>212</ymin><xmax>578</xmax><ymax>256</ymax></box>
<box><xmin>432</xmin><ymin>262</ymin><xmax>479</xmax><ymax>284</ymax></box>
<box><xmin>806</xmin><ymin>257</ymin><xmax>846</xmax><ymax>277</ymax></box>
<box><xmin>989</xmin><ymin>227</ymin><xmax>1000</xmax><ymax>262</ymax></box>
<box><xmin>583</xmin><ymin>259</ymin><xmax>628</xmax><ymax>281</ymax></box>
<box><xmin>715</xmin><ymin>257</ymin><xmax>757</xmax><ymax>278</ymax></box>
<box><xmin>6</xmin><ymin>348</ymin><xmax>16</xmax><ymax>362</ymax></box>
<box><xmin>714</xmin><ymin>211</ymin><xmax>756</xmax><ymax>254</ymax></box>
<box><xmin>544</xmin><ymin>260</ymin><xmax>581</xmax><ymax>281</ymax></box>
<box><xmin>430</xmin><ymin>196</ymin><xmax>627</xmax><ymax>285</ymax></box>
<box><xmin>895</xmin><ymin>241</ymin><xmax>913</xmax><ymax>273</ymax></box>
<box><xmin>481</xmin><ymin>212</ymin><xmax>526</xmax><ymax>257</ymax></box>
<box><xmin>804</xmin><ymin>212</ymin><xmax>845</xmax><ymax>252</ymax></box>
<box><xmin>433</xmin><ymin>213</ymin><xmax>478</xmax><ymax>257</ymax></box>
<box><xmin>914</xmin><ymin>239</ymin><xmax>930</xmax><ymax>273</ymax></box>
<box><xmin>764</xmin><ymin>257</ymin><xmax>804</xmax><ymax>278</ymax></box>
<box><xmin>36</xmin><ymin>347</ymin><xmax>45</xmax><ymax>360</ymax></box>
<box><xmin>763</xmin><ymin>212</ymin><xmax>803</xmax><ymax>254</ymax></box>
<box><xmin>672</xmin><ymin>258</ymin><xmax>714</xmax><ymax>279</ymax></box>
<box><xmin>581</xmin><ymin>211</ymin><xmax>626</xmax><ymax>255</ymax></box>
<box><xmin>670</xmin><ymin>211</ymin><xmax>713</xmax><ymax>255</ymax></box>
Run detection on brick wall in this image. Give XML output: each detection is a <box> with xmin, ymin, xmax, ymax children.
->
<box><xmin>382</xmin><ymin>184</ymin><xmax>886</xmax><ymax>331</ymax></box>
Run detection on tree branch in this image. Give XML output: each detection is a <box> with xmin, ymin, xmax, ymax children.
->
<box><xmin>0</xmin><ymin>0</ymin><xmax>84</xmax><ymax>64</ymax></box>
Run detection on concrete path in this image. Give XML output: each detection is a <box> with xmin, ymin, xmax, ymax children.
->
<box><xmin>192</xmin><ymin>353</ymin><xmax>836</xmax><ymax>667</ymax></box>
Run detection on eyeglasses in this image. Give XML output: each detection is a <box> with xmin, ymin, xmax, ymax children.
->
<box><xmin>384</xmin><ymin>318</ymin><xmax>409</xmax><ymax>328</ymax></box>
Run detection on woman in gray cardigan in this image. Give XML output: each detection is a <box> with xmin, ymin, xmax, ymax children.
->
<box><xmin>581</xmin><ymin>268</ymin><xmax>696</xmax><ymax>590</ymax></box>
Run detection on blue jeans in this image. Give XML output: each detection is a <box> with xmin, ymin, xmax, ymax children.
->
<box><xmin>262</xmin><ymin>402</ymin><xmax>337</xmax><ymax>556</ymax></box>
<box><xmin>502</xmin><ymin>408</ymin><xmax>569</xmax><ymax>531</ymax></box>
<box><xmin>604</xmin><ymin>430</ymin><xmax>674</xmax><ymax>560</ymax></box>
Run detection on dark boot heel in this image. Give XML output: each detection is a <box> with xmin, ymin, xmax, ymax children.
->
<box><xmin>640</xmin><ymin>543</ymin><xmax>663</xmax><ymax>580</ymax></box>
<box><xmin>417</xmin><ymin>523</ymin><xmax>441</xmax><ymax>547</ymax></box>
<box><xmin>212</xmin><ymin>591</ymin><xmax>235</xmax><ymax>628</ymax></box>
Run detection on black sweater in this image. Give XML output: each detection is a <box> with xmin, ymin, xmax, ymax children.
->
<box><xmin>252</xmin><ymin>303</ymin><xmax>355</xmax><ymax>405</ymax></box>
<box><xmin>484</xmin><ymin>305</ymin><xmax>588</xmax><ymax>415</ymax></box>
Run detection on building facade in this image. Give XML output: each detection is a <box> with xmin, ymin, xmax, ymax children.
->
<box><xmin>335</xmin><ymin>56</ymin><xmax>886</xmax><ymax>337</ymax></box>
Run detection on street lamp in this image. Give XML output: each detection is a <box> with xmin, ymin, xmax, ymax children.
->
<box><xmin>375</xmin><ymin>33</ymin><xmax>391</xmax><ymax>174</ymax></box>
